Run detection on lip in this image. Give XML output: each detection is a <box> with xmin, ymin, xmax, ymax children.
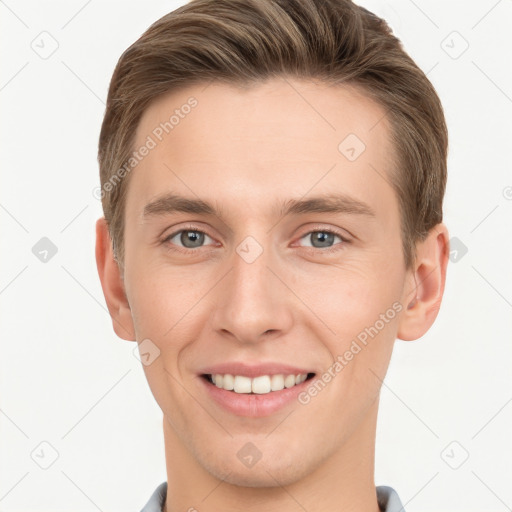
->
<box><xmin>198</xmin><ymin>362</ymin><xmax>313</xmax><ymax>378</ymax></box>
<box><xmin>197</xmin><ymin>362</ymin><xmax>315</xmax><ymax>417</ymax></box>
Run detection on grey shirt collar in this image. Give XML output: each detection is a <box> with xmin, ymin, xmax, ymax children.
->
<box><xmin>140</xmin><ymin>482</ymin><xmax>405</xmax><ymax>512</ymax></box>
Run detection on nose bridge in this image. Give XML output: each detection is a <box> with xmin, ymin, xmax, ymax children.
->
<box><xmin>213</xmin><ymin>235</ymin><xmax>292</xmax><ymax>342</ymax></box>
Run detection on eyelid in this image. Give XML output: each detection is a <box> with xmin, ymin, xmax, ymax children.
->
<box><xmin>289</xmin><ymin>226</ymin><xmax>352</xmax><ymax>255</ymax></box>
<box><xmin>298</xmin><ymin>230</ymin><xmax>343</xmax><ymax>245</ymax></box>
<box><xmin>161</xmin><ymin>224</ymin><xmax>218</xmax><ymax>248</ymax></box>
<box><xmin>294</xmin><ymin>224</ymin><xmax>352</xmax><ymax>243</ymax></box>
<box><xmin>160</xmin><ymin>223</ymin><xmax>352</xmax><ymax>253</ymax></box>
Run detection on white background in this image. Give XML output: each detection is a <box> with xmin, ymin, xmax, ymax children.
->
<box><xmin>1</xmin><ymin>1</ymin><xmax>511</xmax><ymax>511</ymax></box>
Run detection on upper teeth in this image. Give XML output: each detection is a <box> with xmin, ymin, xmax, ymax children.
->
<box><xmin>210</xmin><ymin>373</ymin><xmax>308</xmax><ymax>394</ymax></box>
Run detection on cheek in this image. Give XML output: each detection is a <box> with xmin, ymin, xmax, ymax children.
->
<box><xmin>292</xmin><ymin>259</ymin><xmax>404</xmax><ymax>338</ymax></box>
<box><xmin>126</xmin><ymin>260</ymin><xmax>215</xmax><ymax>339</ymax></box>
<box><xmin>292</xmin><ymin>258</ymin><xmax>405</xmax><ymax>403</ymax></box>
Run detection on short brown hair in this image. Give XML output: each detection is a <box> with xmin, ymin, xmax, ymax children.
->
<box><xmin>98</xmin><ymin>0</ymin><xmax>448</xmax><ymax>269</ymax></box>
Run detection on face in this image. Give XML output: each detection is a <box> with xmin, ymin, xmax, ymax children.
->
<box><xmin>121</xmin><ymin>78</ymin><xmax>412</xmax><ymax>486</ymax></box>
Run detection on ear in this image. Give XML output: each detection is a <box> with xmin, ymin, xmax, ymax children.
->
<box><xmin>397</xmin><ymin>223</ymin><xmax>449</xmax><ymax>341</ymax></box>
<box><xmin>95</xmin><ymin>217</ymin><xmax>136</xmax><ymax>341</ymax></box>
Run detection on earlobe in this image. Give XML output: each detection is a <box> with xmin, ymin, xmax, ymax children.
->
<box><xmin>397</xmin><ymin>223</ymin><xmax>450</xmax><ymax>341</ymax></box>
<box><xmin>95</xmin><ymin>218</ymin><xmax>136</xmax><ymax>341</ymax></box>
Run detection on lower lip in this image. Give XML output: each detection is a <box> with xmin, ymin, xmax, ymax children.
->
<box><xmin>199</xmin><ymin>376</ymin><xmax>312</xmax><ymax>417</ymax></box>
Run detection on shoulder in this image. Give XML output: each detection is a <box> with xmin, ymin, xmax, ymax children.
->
<box><xmin>139</xmin><ymin>481</ymin><xmax>167</xmax><ymax>512</ymax></box>
<box><xmin>376</xmin><ymin>485</ymin><xmax>405</xmax><ymax>512</ymax></box>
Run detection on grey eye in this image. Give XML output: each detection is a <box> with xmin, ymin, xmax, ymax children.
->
<box><xmin>167</xmin><ymin>230</ymin><xmax>213</xmax><ymax>249</ymax></box>
<box><xmin>181</xmin><ymin>230</ymin><xmax>205</xmax><ymax>248</ymax></box>
<box><xmin>299</xmin><ymin>231</ymin><xmax>341</xmax><ymax>248</ymax></box>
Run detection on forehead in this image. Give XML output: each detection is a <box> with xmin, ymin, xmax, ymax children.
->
<box><xmin>127</xmin><ymin>78</ymin><xmax>398</xmax><ymax>223</ymax></box>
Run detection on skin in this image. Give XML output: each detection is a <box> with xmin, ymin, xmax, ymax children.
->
<box><xmin>96</xmin><ymin>78</ymin><xmax>449</xmax><ymax>512</ymax></box>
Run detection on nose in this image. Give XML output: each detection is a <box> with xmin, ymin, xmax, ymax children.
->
<box><xmin>212</xmin><ymin>242</ymin><xmax>294</xmax><ymax>344</ymax></box>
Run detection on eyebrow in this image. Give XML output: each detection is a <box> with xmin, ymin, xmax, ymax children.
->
<box><xmin>142</xmin><ymin>192</ymin><xmax>376</xmax><ymax>220</ymax></box>
<box><xmin>278</xmin><ymin>195</ymin><xmax>375</xmax><ymax>218</ymax></box>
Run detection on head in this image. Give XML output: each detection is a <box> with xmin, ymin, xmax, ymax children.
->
<box><xmin>96</xmin><ymin>0</ymin><xmax>449</xmax><ymax>489</ymax></box>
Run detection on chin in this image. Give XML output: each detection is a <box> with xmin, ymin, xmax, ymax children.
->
<box><xmin>210</xmin><ymin>462</ymin><xmax>307</xmax><ymax>488</ymax></box>
<box><xmin>197</xmin><ymin>444</ymin><xmax>319</xmax><ymax>488</ymax></box>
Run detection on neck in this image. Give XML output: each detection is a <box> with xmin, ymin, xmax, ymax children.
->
<box><xmin>163</xmin><ymin>400</ymin><xmax>381</xmax><ymax>512</ymax></box>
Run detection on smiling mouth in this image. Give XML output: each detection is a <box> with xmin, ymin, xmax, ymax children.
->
<box><xmin>202</xmin><ymin>373</ymin><xmax>316</xmax><ymax>395</ymax></box>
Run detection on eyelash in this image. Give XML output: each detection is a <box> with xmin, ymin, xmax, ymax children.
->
<box><xmin>295</xmin><ymin>228</ymin><xmax>350</xmax><ymax>254</ymax></box>
<box><xmin>161</xmin><ymin>224</ymin><xmax>350</xmax><ymax>255</ymax></box>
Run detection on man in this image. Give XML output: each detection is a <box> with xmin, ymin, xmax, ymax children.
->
<box><xmin>95</xmin><ymin>0</ymin><xmax>449</xmax><ymax>511</ymax></box>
